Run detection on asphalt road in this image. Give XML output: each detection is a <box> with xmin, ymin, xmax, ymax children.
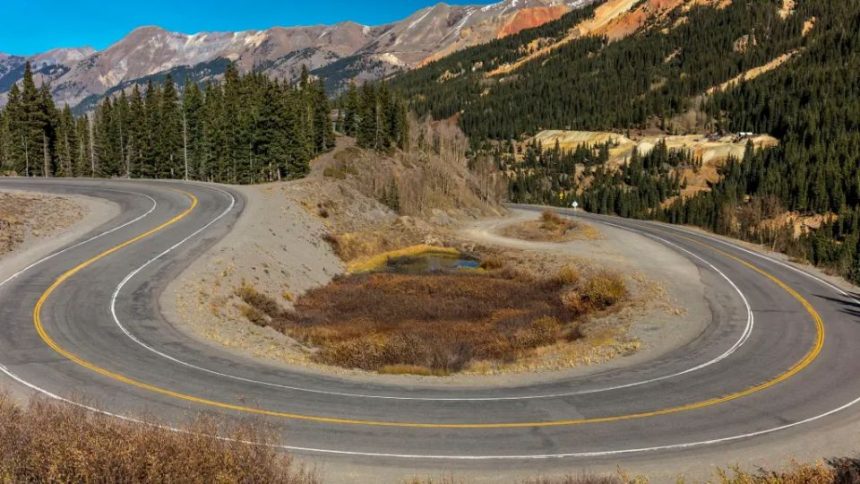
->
<box><xmin>2</xmin><ymin>178</ymin><xmax>860</xmax><ymax>481</ymax></box>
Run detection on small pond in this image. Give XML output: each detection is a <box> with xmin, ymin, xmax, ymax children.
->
<box><xmin>385</xmin><ymin>252</ymin><xmax>480</xmax><ymax>274</ymax></box>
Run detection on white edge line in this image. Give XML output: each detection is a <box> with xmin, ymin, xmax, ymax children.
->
<box><xmin>2</xmin><ymin>354</ymin><xmax>859</xmax><ymax>460</ymax></box>
<box><xmin>0</xmin><ymin>194</ymin><xmax>857</xmax><ymax>460</ymax></box>
<box><xmin>641</xmin><ymin>219</ymin><xmax>860</xmax><ymax>303</ymax></box>
<box><xmin>110</xmin><ymin>200</ymin><xmax>754</xmax><ymax>402</ymax></box>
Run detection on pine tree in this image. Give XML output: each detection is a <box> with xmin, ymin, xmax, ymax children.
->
<box><xmin>127</xmin><ymin>85</ymin><xmax>145</xmax><ymax>178</ymax></box>
<box><xmin>142</xmin><ymin>81</ymin><xmax>159</xmax><ymax>179</ymax></box>
<box><xmin>158</xmin><ymin>74</ymin><xmax>182</xmax><ymax>179</ymax></box>
<box><xmin>36</xmin><ymin>83</ymin><xmax>57</xmax><ymax>177</ymax></box>
<box><xmin>343</xmin><ymin>82</ymin><xmax>359</xmax><ymax>137</ymax></box>
<box><xmin>0</xmin><ymin>60</ymin><xmax>338</xmax><ymax>184</ymax></box>
<box><xmin>54</xmin><ymin>105</ymin><xmax>76</xmax><ymax>177</ymax></box>
<box><xmin>182</xmin><ymin>81</ymin><xmax>204</xmax><ymax>181</ymax></box>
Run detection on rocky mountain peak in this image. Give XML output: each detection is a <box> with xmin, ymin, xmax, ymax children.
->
<box><xmin>0</xmin><ymin>0</ymin><xmax>596</xmax><ymax>111</ymax></box>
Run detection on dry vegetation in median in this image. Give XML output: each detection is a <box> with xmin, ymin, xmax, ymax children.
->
<box><xmin>346</xmin><ymin>244</ymin><xmax>460</xmax><ymax>273</ymax></box>
<box><xmin>502</xmin><ymin>210</ymin><xmax>600</xmax><ymax>243</ymax></box>
<box><xmin>0</xmin><ymin>393</ymin><xmax>316</xmax><ymax>483</ymax></box>
<box><xmin>236</xmin><ymin>262</ymin><xmax>627</xmax><ymax>375</ymax></box>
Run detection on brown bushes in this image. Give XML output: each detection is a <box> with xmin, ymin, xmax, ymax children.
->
<box><xmin>408</xmin><ymin>476</ymin><xmax>624</xmax><ymax>484</ymax></box>
<box><xmin>237</xmin><ymin>264</ymin><xmax>627</xmax><ymax>375</ymax></box>
<box><xmin>541</xmin><ymin>209</ymin><xmax>568</xmax><ymax>229</ymax></box>
<box><xmin>503</xmin><ymin>211</ymin><xmax>599</xmax><ymax>243</ymax></box>
<box><xmin>581</xmin><ymin>272</ymin><xmax>627</xmax><ymax>310</ymax></box>
<box><xmin>479</xmin><ymin>254</ymin><xmax>505</xmax><ymax>270</ymax></box>
<box><xmin>522</xmin><ymin>477</ymin><xmax>623</xmax><ymax>484</ymax></box>
<box><xmin>237</xmin><ymin>282</ymin><xmax>283</xmax><ymax>319</ymax></box>
<box><xmin>553</xmin><ymin>265</ymin><xmax>581</xmax><ymax>286</ymax></box>
<box><xmin>0</xmin><ymin>394</ymin><xmax>315</xmax><ymax>483</ymax></box>
<box><xmin>716</xmin><ymin>462</ymin><xmax>836</xmax><ymax>483</ymax></box>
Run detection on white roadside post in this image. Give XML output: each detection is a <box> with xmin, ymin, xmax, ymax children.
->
<box><xmin>571</xmin><ymin>200</ymin><xmax>579</xmax><ymax>215</ymax></box>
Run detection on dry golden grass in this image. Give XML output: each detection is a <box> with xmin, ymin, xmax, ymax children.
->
<box><xmin>522</xmin><ymin>477</ymin><xmax>624</xmax><ymax>484</ymax></box>
<box><xmin>479</xmin><ymin>254</ymin><xmax>505</xmax><ymax>270</ymax></box>
<box><xmin>407</xmin><ymin>475</ymin><xmax>630</xmax><ymax>484</ymax></box>
<box><xmin>237</xmin><ymin>266</ymin><xmax>626</xmax><ymax>375</ymax></box>
<box><xmin>554</xmin><ymin>265</ymin><xmax>581</xmax><ymax>286</ymax></box>
<box><xmin>0</xmin><ymin>393</ymin><xmax>316</xmax><ymax>483</ymax></box>
<box><xmin>716</xmin><ymin>462</ymin><xmax>836</xmax><ymax>483</ymax></box>
<box><xmin>322</xmin><ymin>225</ymin><xmax>429</xmax><ymax>263</ymax></box>
<box><xmin>541</xmin><ymin>209</ymin><xmax>567</xmax><ymax>227</ymax></box>
<box><xmin>582</xmin><ymin>272</ymin><xmax>628</xmax><ymax>310</ymax></box>
<box><xmin>404</xmin><ymin>460</ymin><xmax>858</xmax><ymax>484</ymax></box>
<box><xmin>347</xmin><ymin>245</ymin><xmax>460</xmax><ymax>273</ymax></box>
<box><xmin>288</xmin><ymin>272</ymin><xmax>577</xmax><ymax>373</ymax></box>
<box><xmin>502</xmin><ymin>211</ymin><xmax>600</xmax><ymax>243</ymax></box>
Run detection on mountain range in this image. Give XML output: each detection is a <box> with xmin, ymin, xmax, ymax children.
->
<box><xmin>0</xmin><ymin>0</ymin><xmax>594</xmax><ymax>112</ymax></box>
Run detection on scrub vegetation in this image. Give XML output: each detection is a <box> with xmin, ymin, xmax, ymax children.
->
<box><xmin>502</xmin><ymin>210</ymin><xmax>600</xmax><ymax>242</ymax></box>
<box><xmin>0</xmin><ymin>393</ymin><xmax>316</xmax><ymax>483</ymax></box>
<box><xmin>408</xmin><ymin>458</ymin><xmax>860</xmax><ymax>483</ymax></box>
<box><xmin>0</xmin><ymin>385</ymin><xmax>854</xmax><ymax>484</ymax></box>
<box><xmin>236</xmin><ymin>262</ymin><xmax>627</xmax><ymax>375</ymax></box>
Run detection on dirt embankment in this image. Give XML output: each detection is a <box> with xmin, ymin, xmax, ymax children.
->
<box><xmin>0</xmin><ymin>191</ymin><xmax>85</xmax><ymax>257</ymax></box>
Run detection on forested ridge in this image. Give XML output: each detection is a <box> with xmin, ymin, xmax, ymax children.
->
<box><xmin>670</xmin><ymin>0</ymin><xmax>860</xmax><ymax>277</ymax></box>
<box><xmin>480</xmin><ymin>0</ymin><xmax>860</xmax><ymax>281</ymax></box>
<box><xmin>0</xmin><ymin>64</ymin><xmax>408</xmax><ymax>183</ymax></box>
<box><xmin>393</xmin><ymin>0</ymin><xmax>814</xmax><ymax>140</ymax></box>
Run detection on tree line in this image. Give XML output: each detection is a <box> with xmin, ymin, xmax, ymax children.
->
<box><xmin>0</xmin><ymin>63</ymin><xmax>409</xmax><ymax>183</ymax></box>
<box><xmin>0</xmin><ymin>61</ymin><xmax>412</xmax><ymax>182</ymax></box>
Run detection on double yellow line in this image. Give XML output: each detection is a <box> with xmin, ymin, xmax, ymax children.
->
<box><xmin>31</xmin><ymin>194</ymin><xmax>824</xmax><ymax>428</ymax></box>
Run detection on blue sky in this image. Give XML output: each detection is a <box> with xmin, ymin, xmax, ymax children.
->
<box><xmin>2</xmin><ymin>0</ymin><xmax>494</xmax><ymax>56</ymax></box>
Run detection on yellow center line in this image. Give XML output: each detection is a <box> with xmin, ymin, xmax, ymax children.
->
<box><xmin>32</xmin><ymin>202</ymin><xmax>825</xmax><ymax>429</ymax></box>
